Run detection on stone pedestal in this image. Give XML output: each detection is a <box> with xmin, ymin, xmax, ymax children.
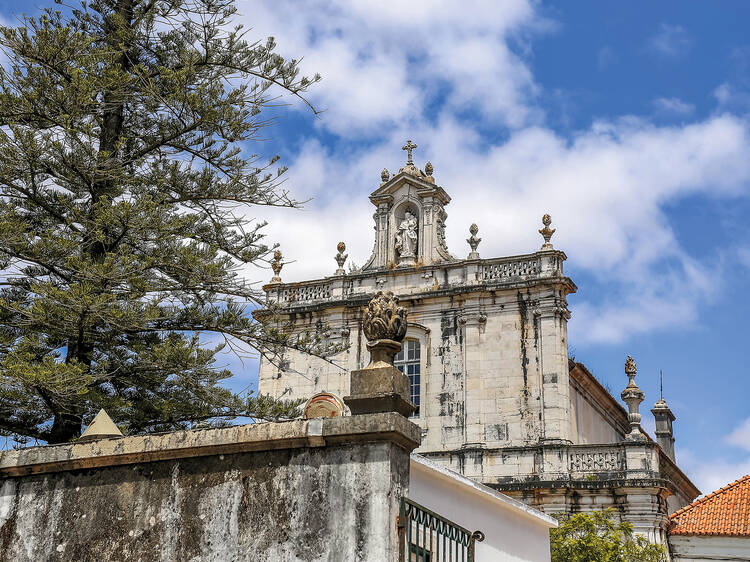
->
<box><xmin>344</xmin><ymin>365</ymin><xmax>415</xmax><ymax>417</ymax></box>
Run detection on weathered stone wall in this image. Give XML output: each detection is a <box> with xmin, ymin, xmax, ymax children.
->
<box><xmin>0</xmin><ymin>414</ymin><xmax>419</xmax><ymax>562</ymax></box>
<box><xmin>259</xmin><ymin>253</ymin><xmax>575</xmax><ymax>454</ymax></box>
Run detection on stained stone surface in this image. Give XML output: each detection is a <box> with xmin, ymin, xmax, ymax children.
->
<box><xmin>257</xmin><ymin>146</ymin><xmax>700</xmax><ymax>547</ymax></box>
<box><xmin>0</xmin><ymin>414</ymin><xmax>419</xmax><ymax>562</ymax></box>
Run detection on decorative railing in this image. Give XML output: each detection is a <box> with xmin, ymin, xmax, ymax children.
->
<box><xmin>274</xmin><ymin>282</ymin><xmax>332</xmax><ymax>303</ymax></box>
<box><xmin>266</xmin><ymin>251</ymin><xmax>563</xmax><ymax>307</ymax></box>
<box><xmin>568</xmin><ymin>446</ymin><xmax>626</xmax><ymax>472</ymax></box>
<box><xmin>398</xmin><ymin>497</ymin><xmax>484</xmax><ymax>562</ymax></box>
<box><xmin>481</xmin><ymin>259</ymin><xmax>540</xmax><ymax>280</ymax></box>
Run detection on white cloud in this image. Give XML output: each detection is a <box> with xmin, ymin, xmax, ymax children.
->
<box><xmin>726</xmin><ymin>417</ymin><xmax>750</xmax><ymax>452</ymax></box>
<box><xmin>236</xmin><ymin>0</ymin><xmax>542</xmax><ymax>135</ymax></box>
<box><xmin>233</xmin><ymin>2</ymin><xmax>750</xmax><ymax>346</ymax></box>
<box><xmin>649</xmin><ymin>23</ymin><xmax>692</xmax><ymax>59</ymax></box>
<box><xmin>653</xmin><ymin>97</ymin><xmax>695</xmax><ymax>116</ymax></box>
<box><xmin>678</xmin><ymin>447</ymin><xmax>750</xmax><ymax>496</ymax></box>
<box><xmin>678</xmin><ymin>416</ymin><xmax>750</xmax><ymax>494</ymax></box>
<box><xmin>258</xmin><ymin>114</ymin><xmax>750</xmax><ymax>344</ymax></box>
<box><xmin>713</xmin><ymin>82</ymin><xmax>750</xmax><ymax>113</ymax></box>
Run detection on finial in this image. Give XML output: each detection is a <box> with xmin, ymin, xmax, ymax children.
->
<box><xmin>660</xmin><ymin>369</ymin><xmax>663</xmax><ymax>400</ymax></box>
<box><xmin>625</xmin><ymin>355</ymin><xmax>637</xmax><ymax>377</ymax></box>
<box><xmin>381</xmin><ymin>168</ymin><xmax>390</xmax><ymax>184</ymax></box>
<box><xmin>334</xmin><ymin>241</ymin><xmax>348</xmax><ymax>275</ymax></box>
<box><xmin>270</xmin><ymin>249</ymin><xmax>283</xmax><ymax>284</ymax></box>
<box><xmin>402</xmin><ymin>140</ymin><xmax>417</xmax><ymax>164</ymax></box>
<box><xmin>466</xmin><ymin>223</ymin><xmax>481</xmax><ymax>259</ymax></box>
<box><xmin>539</xmin><ymin>213</ymin><xmax>555</xmax><ymax>249</ymax></box>
<box><xmin>362</xmin><ymin>290</ymin><xmax>408</xmax><ymax>368</ymax></box>
<box><xmin>425</xmin><ymin>161</ymin><xmax>433</xmax><ymax>176</ymax></box>
<box><xmin>343</xmin><ymin>291</ymin><xmax>416</xmax><ymax>418</ymax></box>
<box><xmin>621</xmin><ymin>355</ymin><xmax>646</xmax><ymax>441</ymax></box>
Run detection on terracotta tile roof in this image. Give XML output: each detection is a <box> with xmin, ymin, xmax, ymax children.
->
<box><xmin>669</xmin><ymin>474</ymin><xmax>750</xmax><ymax>537</ymax></box>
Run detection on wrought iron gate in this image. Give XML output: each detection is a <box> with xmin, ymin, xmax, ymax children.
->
<box><xmin>397</xmin><ymin>497</ymin><xmax>485</xmax><ymax>562</ymax></box>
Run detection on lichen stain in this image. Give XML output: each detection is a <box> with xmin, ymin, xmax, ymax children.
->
<box><xmin>517</xmin><ymin>291</ymin><xmax>539</xmax><ymax>442</ymax></box>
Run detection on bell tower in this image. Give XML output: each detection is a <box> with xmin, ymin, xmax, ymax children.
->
<box><xmin>362</xmin><ymin>141</ymin><xmax>453</xmax><ymax>270</ymax></box>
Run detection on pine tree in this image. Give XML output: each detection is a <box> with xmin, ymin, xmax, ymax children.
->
<box><xmin>0</xmin><ymin>0</ymin><xmax>327</xmax><ymax>444</ymax></box>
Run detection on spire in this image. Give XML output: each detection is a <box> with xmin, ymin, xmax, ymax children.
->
<box><xmin>621</xmin><ymin>355</ymin><xmax>646</xmax><ymax>441</ymax></box>
<box><xmin>79</xmin><ymin>409</ymin><xmax>123</xmax><ymax>442</ymax></box>
<box><xmin>652</xmin><ymin>370</ymin><xmax>676</xmax><ymax>460</ymax></box>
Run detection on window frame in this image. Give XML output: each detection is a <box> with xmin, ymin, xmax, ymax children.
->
<box><xmin>394</xmin><ymin>338</ymin><xmax>421</xmax><ymax>418</ymax></box>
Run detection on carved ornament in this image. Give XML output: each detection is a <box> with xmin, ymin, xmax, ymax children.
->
<box><xmin>363</xmin><ymin>291</ymin><xmax>408</xmax><ymax>343</ymax></box>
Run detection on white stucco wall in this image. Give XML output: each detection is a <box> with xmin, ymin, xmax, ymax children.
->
<box><xmin>409</xmin><ymin>455</ymin><xmax>556</xmax><ymax>562</ymax></box>
<box><xmin>669</xmin><ymin>535</ymin><xmax>750</xmax><ymax>561</ymax></box>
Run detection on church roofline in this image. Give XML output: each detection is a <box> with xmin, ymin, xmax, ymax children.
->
<box><xmin>569</xmin><ymin>359</ymin><xmax>631</xmax><ymax>436</ymax></box>
<box><xmin>261</xmin><ymin>249</ymin><xmax>576</xmax><ymax>312</ymax></box>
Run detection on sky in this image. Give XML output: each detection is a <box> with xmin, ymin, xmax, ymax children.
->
<box><xmin>2</xmin><ymin>0</ymin><xmax>750</xmax><ymax>494</ymax></box>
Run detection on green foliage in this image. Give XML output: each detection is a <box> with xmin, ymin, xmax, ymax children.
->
<box><xmin>550</xmin><ymin>509</ymin><xmax>667</xmax><ymax>562</ymax></box>
<box><xmin>0</xmin><ymin>0</ymin><xmax>327</xmax><ymax>443</ymax></box>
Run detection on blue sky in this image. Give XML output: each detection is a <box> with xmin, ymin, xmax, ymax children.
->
<box><xmin>2</xmin><ymin>0</ymin><xmax>750</xmax><ymax>493</ymax></box>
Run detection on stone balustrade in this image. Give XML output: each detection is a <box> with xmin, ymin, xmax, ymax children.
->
<box><xmin>568</xmin><ymin>445</ymin><xmax>627</xmax><ymax>473</ymax></box>
<box><xmin>264</xmin><ymin>250</ymin><xmax>569</xmax><ymax>308</ymax></box>
<box><xmin>423</xmin><ymin>441</ymin><xmax>665</xmax><ymax>488</ymax></box>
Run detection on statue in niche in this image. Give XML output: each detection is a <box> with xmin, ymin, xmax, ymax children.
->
<box><xmin>395</xmin><ymin>210</ymin><xmax>418</xmax><ymax>263</ymax></box>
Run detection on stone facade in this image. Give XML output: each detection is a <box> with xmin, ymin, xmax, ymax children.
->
<box><xmin>0</xmin><ymin>414</ymin><xmax>420</xmax><ymax>562</ymax></box>
<box><xmin>258</xmin><ymin>144</ymin><xmax>700</xmax><ymax>548</ymax></box>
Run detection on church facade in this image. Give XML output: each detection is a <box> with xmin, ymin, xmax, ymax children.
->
<box><xmin>258</xmin><ymin>142</ymin><xmax>699</xmax><ymax>546</ymax></box>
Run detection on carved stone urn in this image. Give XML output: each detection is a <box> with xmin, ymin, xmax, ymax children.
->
<box><xmin>362</xmin><ymin>290</ymin><xmax>408</xmax><ymax>368</ymax></box>
<box><xmin>343</xmin><ymin>291</ymin><xmax>416</xmax><ymax>418</ymax></box>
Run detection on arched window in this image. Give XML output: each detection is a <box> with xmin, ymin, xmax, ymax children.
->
<box><xmin>395</xmin><ymin>339</ymin><xmax>420</xmax><ymax>417</ymax></box>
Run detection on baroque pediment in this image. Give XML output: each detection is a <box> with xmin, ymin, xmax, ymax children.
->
<box><xmin>369</xmin><ymin>172</ymin><xmax>451</xmax><ymax>207</ymax></box>
<box><xmin>362</xmin><ymin>141</ymin><xmax>454</xmax><ymax>271</ymax></box>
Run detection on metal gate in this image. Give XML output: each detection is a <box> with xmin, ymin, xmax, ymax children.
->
<box><xmin>397</xmin><ymin>497</ymin><xmax>485</xmax><ymax>562</ymax></box>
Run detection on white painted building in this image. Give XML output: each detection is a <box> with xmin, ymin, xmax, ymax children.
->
<box><xmin>410</xmin><ymin>454</ymin><xmax>557</xmax><ymax>561</ymax></box>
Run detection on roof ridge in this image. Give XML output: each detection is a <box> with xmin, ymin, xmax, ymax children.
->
<box><xmin>669</xmin><ymin>474</ymin><xmax>750</xmax><ymax>519</ymax></box>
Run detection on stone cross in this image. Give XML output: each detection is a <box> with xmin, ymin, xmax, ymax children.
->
<box><xmin>402</xmin><ymin>140</ymin><xmax>417</xmax><ymax>164</ymax></box>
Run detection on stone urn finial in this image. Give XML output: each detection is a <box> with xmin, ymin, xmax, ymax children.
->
<box><xmin>270</xmin><ymin>249</ymin><xmax>283</xmax><ymax>284</ymax></box>
<box><xmin>344</xmin><ymin>291</ymin><xmax>415</xmax><ymax>417</ymax></box>
<box><xmin>334</xmin><ymin>241</ymin><xmax>348</xmax><ymax>275</ymax></box>
<box><xmin>621</xmin><ymin>355</ymin><xmax>646</xmax><ymax>441</ymax></box>
<box><xmin>362</xmin><ymin>291</ymin><xmax>407</xmax><ymax>368</ymax></box>
<box><xmin>467</xmin><ymin>223</ymin><xmax>481</xmax><ymax>259</ymax></box>
<box><xmin>381</xmin><ymin>168</ymin><xmax>390</xmax><ymax>184</ymax></box>
<box><xmin>423</xmin><ymin>161</ymin><xmax>435</xmax><ymax>183</ymax></box>
<box><xmin>539</xmin><ymin>213</ymin><xmax>555</xmax><ymax>250</ymax></box>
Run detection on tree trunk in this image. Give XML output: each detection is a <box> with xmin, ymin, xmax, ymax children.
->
<box><xmin>48</xmin><ymin>412</ymin><xmax>82</xmax><ymax>444</ymax></box>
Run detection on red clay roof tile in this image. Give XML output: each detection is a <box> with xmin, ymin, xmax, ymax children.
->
<box><xmin>669</xmin><ymin>474</ymin><xmax>750</xmax><ymax>537</ymax></box>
